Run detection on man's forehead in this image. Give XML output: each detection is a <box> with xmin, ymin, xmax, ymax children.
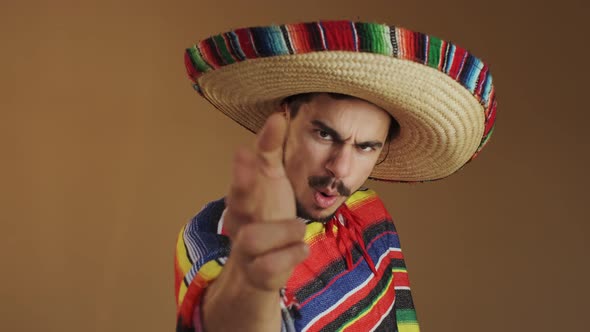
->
<box><xmin>299</xmin><ymin>94</ymin><xmax>386</xmax><ymax>118</ymax></box>
<box><xmin>301</xmin><ymin>96</ymin><xmax>387</xmax><ymax>123</ymax></box>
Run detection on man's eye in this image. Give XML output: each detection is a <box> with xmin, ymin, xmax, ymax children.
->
<box><xmin>317</xmin><ymin>130</ymin><xmax>332</xmax><ymax>140</ymax></box>
<box><xmin>358</xmin><ymin>144</ymin><xmax>375</xmax><ymax>152</ymax></box>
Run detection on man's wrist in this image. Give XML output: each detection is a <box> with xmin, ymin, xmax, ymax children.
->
<box><xmin>202</xmin><ymin>259</ymin><xmax>282</xmax><ymax>332</ymax></box>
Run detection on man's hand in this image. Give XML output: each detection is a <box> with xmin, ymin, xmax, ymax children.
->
<box><xmin>225</xmin><ymin>112</ymin><xmax>297</xmax><ymax>234</ymax></box>
<box><xmin>202</xmin><ymin>112</ymin><xmax>308</xmax><ymax>332</ymax></box>
<box><xmin>224</xmin><ymin>112</ymin><xmax>308</xmax><ymax>290</ymax></box>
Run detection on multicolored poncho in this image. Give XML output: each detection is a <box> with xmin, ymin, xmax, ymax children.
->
<box><xmin>174</xmin><ymin>188</ymin><xmax>420</xmax><ymax>331</ymax></box>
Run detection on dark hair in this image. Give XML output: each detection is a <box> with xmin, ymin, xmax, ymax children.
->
<box><xmin>282</xmin><ymin>93</ymin><xmax>400</xmax><ymax>142</ymax></box>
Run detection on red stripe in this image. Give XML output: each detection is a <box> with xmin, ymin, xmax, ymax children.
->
<box><xmin>474</xmin><ymin>65</ymin><xmax>489</xmax><ymax>99</ymax></box>
<box><xmin>393</xmin><ymin>269</ymin><xmax>411</xmax><ymax>287</ymax></box>
<box><xmin>408</xmin><ymin>29</ymin><xmax>417</xmax><ymax>61</ymax></box>
<box><xmin>198</xmin><ymin>40</ymin><xmax>221</xmax><ymax>69</ymax></box>
<box><xmin>322</xmin><ymin>21</ymin><xmax>355</xmax><ymax>51</ymax></box>
<box><xmin>349</xmin><ymin>197</ymin><xmax>389</xmax><ymax>224</ymax></box>
<box><xmin>286</xmin><ymin>233</ymin><xmax>350</xmax><ymax>291</ymax></box>
<box><xmin>292</xmin><ymin>23</ymin><xmax>314</xmax><ymax>53</ymax></box>
<box><xmin>287</xmin><ymin>209</ymin><xmax>394</xmax><ymax>290</ymax></box>
<box><xmin>484</xmin><ymin>95</ymin><xmax>496</xmax><ymax>136</ymax></box>
<box><xmin>286</xmin><ymin>24</ymin><xmax>303</xmax><ymax>53</ymax></box>
<box><xmin>298</xmin><ymin>245</ymin><xmax>402</xmax><ymax>311</ymax></box>
<box><xmin>177</xmin><ymin>274</ymin><xmax>208</xmax><ymax>328</ymax></box>
<box><xmin>234</xmin><ymin>28</ymin><xmax>258</xmax><ymax>59</ymax></box>
<box><xmin>285</xmin><ymin>24</ymin><xmax>301</xmax><ymax>52</ymax></box>
<box><xmin>449</xmin><ymin>45</ymin><xmax>467</xmax><ymax>80</ymax></box>
<box><xmin>288</xmin><ymin>195</ymin><xmax>397</xmax><ymax>294</ymax></box>
<box><xmin>399</xmin><ymin>28</ymin><xmax>412</xmax><ymax>60</ymax></box>
<box><xmin>342</xmin><ymin>277</ymin><xmax>396</xmax><ymax>331</ymax></box>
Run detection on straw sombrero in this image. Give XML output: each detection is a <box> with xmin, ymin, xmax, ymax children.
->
<box><xmin>184</xmin><ymin>21</ymin><xmax>496</xmax><ymax>182</ymax></box>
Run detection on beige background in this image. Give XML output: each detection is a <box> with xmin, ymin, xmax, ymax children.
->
<box><xmin>1</xmin><ymin>0</ymin><xmax>588</xmax><ymax>331</ymax></box>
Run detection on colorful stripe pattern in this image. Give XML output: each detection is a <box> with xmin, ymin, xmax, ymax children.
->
<box><xmin>185</xmin><ymin>21</ymin><xmax>496</xmax><ymax>160</ymax></box>
<box><xmin>174</xmin><ymin>189</ymin><xmax>420</xmax><ymax>331</ymax></box>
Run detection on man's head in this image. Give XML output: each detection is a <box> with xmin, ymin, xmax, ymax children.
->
<box><xmin>281</xmin><ymin>93</ymin><xmax>400</xmax><ymax>222</ymax></box>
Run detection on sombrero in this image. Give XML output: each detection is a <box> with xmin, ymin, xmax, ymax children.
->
<box><xmin>184</xmin><ymin>21</ymin><xmax>496</xmax><ymax>182</ymax></box>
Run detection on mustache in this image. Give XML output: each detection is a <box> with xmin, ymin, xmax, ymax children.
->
<box><xmin>308</xmin><ymin>176</ymin><xmax>351</xmax><ymax>197</ymax></box>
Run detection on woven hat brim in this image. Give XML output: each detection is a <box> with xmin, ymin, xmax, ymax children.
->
<box><xmin>197</xmin><ymin>51</ymin><xmax>485</xmax><ymax>182</ymax></box>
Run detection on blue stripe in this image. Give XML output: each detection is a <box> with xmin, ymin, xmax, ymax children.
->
<box><xmin>251</xmin><ymin>26</ymin><xmax>290</xmax><ymax>57</ymax></box>
<box><xmin>481</xmin><ymin>72</ymin><xmax>493</xmax><ymax>106</ymax></box>
<box><xmin>444</xmin><ymin>44</ymin><xmax>455</xmax><ymax>74</ymax></box>
<box><xmin>467</xmin><ymin>57</ymin><xmax>484</xmax><ymax>93</ymax></box>
<box><xmin>182</xmin><ymin>198</ymin><xmax>230</xmax><ymax>283</ymax></box>
<box><xmin>459</xmin><ymin>54</ymin><xmax>482</xmax><ymax>93</ymax></box>
<box><xmin>295</xmin><ymin>231</ymin><xmax>402</xmax><ymax>328</ymax></box>
<box><xmin>227</xmin><ymin>31</ymin><xmax>246</xmax><ymax>61</ymax></box>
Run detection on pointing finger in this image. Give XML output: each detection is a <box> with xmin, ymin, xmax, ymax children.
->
<box><xmin>255</xmin><ymin>113</ymin><xmax>288</xmax><ymax>178</ymax></box>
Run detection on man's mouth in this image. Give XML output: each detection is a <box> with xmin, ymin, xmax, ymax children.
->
<box><xmin>314</xmin><ymin>189</ymin><xmax>338</xmax><ymax>209</ymax></box>
<box><xmin>308</xmin><ymin>176</ymin><xmax>351</xmax><ymax>197</ymax></box>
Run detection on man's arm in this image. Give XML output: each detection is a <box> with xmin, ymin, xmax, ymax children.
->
<box><xmin>200</xmin><ymin>113</ymin><xmax>307</xmax><ymax>332</ymax></box>
<box><xmin>202</xmin><ymin>220</ymin><xmax>307</xmax><ymax>332</ymax></box>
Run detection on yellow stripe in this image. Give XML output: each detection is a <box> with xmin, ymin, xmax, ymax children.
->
<box><xmin>176</xmin><ymin>224</ymin><xmax>224</xmax><ymax>306</ymax></box>
<box><xmin>398</xmin><ymin>323</ymin><xmax>421</xmax><ymax>332</ymax></box>
<box><xmin>304</xmin><ymin>222</ymin><xmax>326</xmax><ymax>242</ymax></box>
<box><xmin>345</xmin><ymin>189</ymin><xmax>377</xmax><ymax>209</ymax></box>
<box><xmin>199</xmin><ymin>260</ymin><xmax>224</xmax><ymax>281</ymax></box>
<box><xmin>177</xmin><ymin>283</ymin><xmax>188</xmax><ymax>306</ymax></box>
<box><xmin>340</xmin><ymin>269</ymin><xmax>395</xmax><ymax>331</ymax></box>
<box><xmin>177</xmin><ymin>260</ymin><xmax>224</xmax><ymax>307</ymax></box>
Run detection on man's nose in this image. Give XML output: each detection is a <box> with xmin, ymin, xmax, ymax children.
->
<box><xmin>326</xmin><ymin>145</ymin><xmax>352</xmax><ymax>179</ymax></box>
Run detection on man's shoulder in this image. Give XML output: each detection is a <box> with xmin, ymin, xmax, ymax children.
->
<box><xmin>345</xmin><ymin>187</ymin><xmax>392</xmax><ymax>219</ymax></box>
<box><xmin>186</xmin><ymin>197</ymin><xmax>226</xmax><ymax>234</ymax></box>
<box><xmin>345</xmin><ymin>187</ymin><xmax>383</xmax><ymax>206</ymax></box>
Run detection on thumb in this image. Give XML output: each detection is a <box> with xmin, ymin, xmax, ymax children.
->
<box><xmin>256</xmin><ymin>112</ymin><xmax>288</xmax><ymax>178</ymax></box>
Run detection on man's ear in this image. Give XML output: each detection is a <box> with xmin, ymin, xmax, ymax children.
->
<box><xmin>281</xmin><ymin>103</ymin><xmax>291</xmax><ymax>121</ymax></box>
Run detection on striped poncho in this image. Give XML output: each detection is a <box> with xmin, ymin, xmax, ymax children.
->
<box><xmin>174</xmin><ymin>188</ymin><xmax>420</xmax><ymax>331</ymax></box>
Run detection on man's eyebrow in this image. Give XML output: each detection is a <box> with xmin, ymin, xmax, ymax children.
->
<box><xmin>311</xmin><ymin>120</ymin><xmax>384</xmax><ymax>148</ymax></box>
<box><xmin>311</xmin><ymin>120</ymin><xmax>343</xmax><ymax>142</ymax></box>
<box><xmin>357</xmin><ymin>140</ymin><xmax>383</xmax><ymax>149</ymax></box>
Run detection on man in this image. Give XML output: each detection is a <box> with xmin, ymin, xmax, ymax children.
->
<box><xmin>175</xmin><ymin>21</ymin><xmax>496</xmax><ymax>332</ymax></box>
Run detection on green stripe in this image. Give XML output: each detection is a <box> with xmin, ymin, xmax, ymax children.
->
<box><xmin>396</xmin><ymin>309</ymin><xmax>418</xmax><ymax>323</ymax></box>
<box><xmin>355</xmin><ymin>23</ymin><xmax>391</xmax><ymax>55</ymax></box>
<box><xmin>339</xmin><ymin>271</ymin><xmax>394</xmax><ymax>331</ymax></box>
<box><xmin>212</xmin><ymin>34</ymin><xmax>236</xmax><ymax>65</ymax></box>
<box><xmin>428</xmin><ymin>36</ymin><xmax>442</xmax><ymax>68</ymax></box>
<box><xmin>478</xmin><ymin>125</ymin><xmax>495</xmax><ymax>150</ymax></box>
<box><xmin>375</xmin><ymin>24</ymin><xmax>393</xmax><ymax>55</ymax></box>
<box><xmin>187</xmin><ymin>46</ymin><xmax>212</xmax><ymax>73</ymax></box>
<box><xmin>366</xmin><ymin>23</ymin><xmax>392</xmax><ymax>55</ymax></box>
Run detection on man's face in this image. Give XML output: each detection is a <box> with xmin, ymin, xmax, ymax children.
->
<box><xmin>283</xmin><ymin>94</ymin><xmax>391</xmax><ymax>222</ymax></box>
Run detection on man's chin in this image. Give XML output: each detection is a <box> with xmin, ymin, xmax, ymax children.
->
<box><xmin>296</xmin><ymin>201</ymin><xmax>341</xmax><ymax>223</ymax></box>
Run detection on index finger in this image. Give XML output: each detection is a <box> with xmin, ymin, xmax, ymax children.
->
<box><xmin>255</xmin><ymin>112</ymin><xmax>288</xmax><ymax>178</ymax></box>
